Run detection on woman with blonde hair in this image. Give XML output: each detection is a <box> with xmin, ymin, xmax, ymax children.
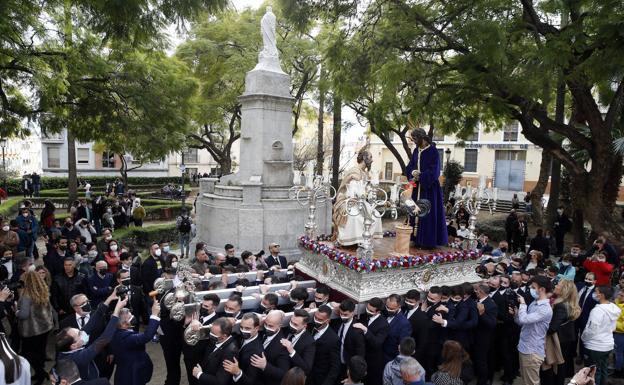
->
<box><xmin>541</xmin><ymin>279</ymin><xmax>582</xmax><ymax>385</ymax></box>
<box><xmin>16</xmin><ymin>271</ymin><xmax>54</xmax><ymax>385</ymax></box>
<box><xmin>431</xmin><ymin>340</ymin><xmax>474</xmax><ymax>385</ymax></box>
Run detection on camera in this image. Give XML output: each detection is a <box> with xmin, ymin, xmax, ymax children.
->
<box><xmin>115</xmin><ymin>285</ymin><xmax>130</xmax><ymax>300</ymax></box>
<box><xmin>0</xmin><ymin>280</ymin><xmax>23</xmax><ymax>292</ymax></box>
<box><xmin>504</xmin><ymin>289</ymin><xmax>519</xmax><ymax>309</ymax></box>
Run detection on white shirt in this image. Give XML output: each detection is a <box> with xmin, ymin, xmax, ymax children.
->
<box><xmin>241</xmin><ymin>334</ymin><xmax>258</xmax><ymax>348</ymax></box>
<box><xmin>263</xmin><ymin>333</ymin><xmax>278</xmax><ymax>349</ymax></box>
<box><xmin>194</xmin><ymin>336</ymin><xmax>232</xmax><ymax>379</ymax></box>
<box><xmin>367</xmin><ymin>313</ymin><xmax>380</xmax><ymax>327</ymax></box>
<box><xmin>406</xmin><ymin>307</ymin><xmax>418</xmax><ymax>319</ymax></box>
<box><xmin>3</xmin><ymin>261</ymin><xmax>12</xmax><ymax>280</ymax></box>
<box><xmin>314</xmin><ymin>325</ymin><xmax>329</xmax><ymax>341</ymax></box>
<box><xmin>76</xmin><ymin>313</ymin><xmax>90</xmax><ymax>329</ymax></box>
<box><xmin>233</xmin><ymin>335</ymin><xmax>260</xmax><ymax>382</ymax></box>
<box><xmin>288</xmin><ymin>329</ymin><xmax>306</xmax><ymax>357</ymax></box>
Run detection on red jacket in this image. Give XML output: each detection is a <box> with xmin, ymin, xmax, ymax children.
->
<box><xmin>583</xmin><ymin>259</ymin><xmax>614</xmax><ymax>286</ymax></box>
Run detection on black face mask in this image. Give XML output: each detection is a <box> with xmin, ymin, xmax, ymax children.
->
<box><xmin>500</xmin><ymin>247</ymin><xmax>507</xmax><ymax>252</ymax></box>
<box><xmin>98</xmin><ymin>269</ymin><xmax>108</xmax><ymax>275</ymax></box>
<box><xmin>224</xmin><ymin>311</ymin><xmax>236</xmax><ymax>318</ymax></box>
<box><xmin>59</xmin><ymin>245</ymin><xmax>67</xmax><ymax>251</ymax></box>
<box><xmin>81</xmin><ymin>302</ymin><xmax>92</xmax><ymax>313</ymax></box>
<box><xmin>264</xmin><ymin>327</ymin><xmax>278</xmax><ymax>337</ymax></box>
<box><xmin>404</xmin><ymin>302</ymin><xmax>417</xmax><ymax>310</ymax></box>
<box><xmin>384</xmin><ymin>308</ymin><xmax>398</xmax><ymax>317</ymax></box>
<box><xmin>314</xmin><ymin>320</ymin><xmax>325</xmax><ymax>330</ymax></box>
<box><xmin>288</xmin><ymin>326</ymin><xmax>299</xmax><ymax>335</ymax></box>
<box><xmin>208</xmin><ymin>334</ymin><xmax>219</xmax><ymax>343</ymax></box>
<box><xmin>200</xmin><ymin>308</ymin><xmax>210</xmax><ymax>318</ymax></box>
<box><xmin>121</xmin><ymin>278</ymin><xmax>131</xmax><ymax>287</ymax></box>
<box><xmin>451</xmin><ymin>299</ymin><xmax>461</xmax><ymax>305</ymax></box>
<box><xmin>240</xmin><ymin>330</ymin><xmax>252</xmax><ymax>340</ymax></box>
<box><xmin>426</xmin><ymin>299</ymin><xmax>436</xmax><ymax>307</ymax></box>
<box><xmin>315</xmin><ymin>300</ymin><xmax>326</xmax><ymax>307</ymax></box>
<box><xmin>510</xmin><ymin>282</ymin><xmax>519</xmax><ymax>290</ymax></box>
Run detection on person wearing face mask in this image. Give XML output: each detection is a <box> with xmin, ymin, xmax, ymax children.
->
<box><xmin>62</xmin><ymin>219</ymin><xmax>81</xmax><ymax>241</ymax></box>
<box><xmin>472</xmin><ymin>284</ymin><xmax>498</xmax><ymax>385</ymax></box>
<box><xmin>492</xmin><ymin>241</ymin><xmax>509</xmax><ymax>258</ymax></box>
<box><xmin>221</xmin><ymin>295</ymin><xmax>243</xmax><ymax>320</ymax></box>
<box><xmin>56</xmin><ymin>292</ymin><xmax>126</xmax><ymax>381</ymax></box>
<box><xmin>0</xmin><ymin>220</ymin><xmax>19</xmax><ymax>256</ymax></box>
<box><xmin>402</xmin><ymin>290</ymin><xmax>427</xmax><ymax>361</ymax></box>
<box><xmin>182</xmin><ymin>294</ymin><xmax>221</xmax><ymax>385</ymax></box>
<box><xmin>280</xmin><ymin>287</ymin><xmax>309</xmax><ymax>313</ymax></box>
<box><xmin>576</xmin><ymin>272</ymin><xmax>598</xmax><ymax>357</ymax></box>
<box><xmin>255</xmin><ymin>292</ymin><xmax>278</xmax><ymax>315</ymax></box>
<box><xmin>352</xmin><ymin>297</ymin><xmax>389</xmax><ymax>385</ymax></box>
<box><xmin>96</xmin><ymin>229</ymin><xmax>114</xmax><ymax>254</ymax></box>
<box><xmin>553</xmin><ymin>206</ymin><xmax>572</xmax><ymax>256</ymax></box>
<box><xmin>556</xmin><ymin>254</ymin><xmax>576</xmax><ymax>281</ymax></box>
<box><xmin>432</xmin><ymin>284</ymin><xmax>478</xmax><ymax>352</ymax></box>
<box><xmin>249</xmin><ymin>310</ymin><xmax>290</xmax><ymax>383</ymax></box>
<box><xmin>76</xmin><ymin>218</ymin><xmax>96</xmax><ymax>244</ymax></box>
<box><xmin>192</xmin><ymin>317</ymin><xmax>239</xmax><ymax>385</ymax></box>
<box><xmin>581</xmin><ymin>285</ymin><xmax>622</xmax><ymax>385</ymax></box>
<box><xmin>159</xmin><ymin>241</ymin><xmax>171</xmax><ymax>260</ymax></box>
<box><xmin>102</xmin><ymin>207</ymin><xmax>115</xmax><ymax>231</ymax></box>
<box><xmin>87</xmin><ymin>261</ymin><xmax>113</xmax><ymax>307</ymax></box>
<box><xmin>381</xmin><ymin>294</ymin><xmax>412</xmax><ymax>365</ymax></box>
<box><xmin>51</xmin><ymin>257</ymin><xmax>87</xmax><ymax>320</ymax></box>
<box><xmin>44</xmin><ymin>237</ymin><xmax>70</xmax><ymax>278</ymax></box>
<box><xmin>103</xmin><ymin>241</ymin><xmax>121</xmax><ymax>275</ymax></box>
<box><xmin>16</xmin><ymin>207</ymin><xmax>38</xmax><ymax>258</ymax></box>
<box><xmin>279</xmin><ymin>309</ymin><xmax>316</xmax><ymax>375</ymax></box>
<box><xmin>583</xmin><ymin>252</ymin><xmax>613</xmax><ymax>286</ymax></box>
<box><xmin>308</xmin><ymin>286</ymin><xmax>330</xmax><ymax>310</ymax></box>
<box><xmin>115</xmin><ymin>270</ymin><xmax>147</xmax><ymax>329</ymax></box>
<box><xmin>508</xmin><ymin>275</ymin><xmax>553</xmax><ymax>385</ymax></box>
<box><xmin>456</xmin><ymin>222</ymin><xmax>471</xmax><ymax>239</ymax></box>
<box><xmin>140</xmin><ymin>243</ymin><xmax>164</xmax><ymax>295</ymax></box>
<box><xmin>222</xmin><ymin>313</ymin><xmax>264</xmax><ymax>385</ymax></box>
<box><xmin>331</xmin><ymin>299</ymin><xmax>366</xmax><ymax>380</ymax></box>
<box><xmin>308</xmin><ymin>305</ymin><xmax>341</xmax><ymax>385</ymax></box>
<box><xmin>529</xmin><ymin>228</ymin><xmax>550</xmax><ymax>258</ymax></box>
<box><xmin>109</xmin><ymin>300</ymin><xmax>160</xmax><ymax>385</ymax></box>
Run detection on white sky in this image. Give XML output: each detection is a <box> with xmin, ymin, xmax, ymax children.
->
<box><xmin>165</xmin><ymin>0</ymin><xmax>367</xmax><ymax>143</ymax></box>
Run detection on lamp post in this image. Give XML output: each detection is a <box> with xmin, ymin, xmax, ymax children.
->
<box><xmin>180</xmin><ymin>147</ymin><xmax>186</xmax><ymax>209</ymax></box>
<box><xmin>0</xmin><ymin>138</ymin><xmax>7</xmax><ymax>194</ymax></box>
<box><xmin>444</xmin><ymin>148</ymin><xmax>451</xmax><ymax>163</ymax></box>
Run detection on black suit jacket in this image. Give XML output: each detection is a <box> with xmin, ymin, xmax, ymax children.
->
<box><xmin>288</xmin><ymin>331</ymin><xmax>316</xmax><ymax>375</ymax></box>
<box><xmin>475</xmin><ymin>297</ymin><xmax>497</xmax><ymax>336</ymax></box>
<box><xmin>59</xmin><ymin>302</ymin><xmax>108</xmax><ymax>343</ymax></box>
<box><xmin>265</xmin><ymin>255</ymin><xmax>288</xmax><ymax>269</ymax></box>
<box><xmin>445</xmin><ymin>298</ymin><xmax>478</xmax><ymax>349</ymax></box>
<box><xmin>198</xmin><ymin>337</ymin><xmax>239</xmax><ymax>385</ymax></box>
<box><xmin>308</xmin><ymin>326</ymin><xmax>340</xmax><ymax>385</ymax></box>
<box><xmin>404</xmin><ymin>307</ymin><xmax>429</xmax><ymax>363</ymax></box>
<box><xmin>183</xmin><ymin>314</ymin><xmax>218</xmax><ymax>368</ymax></box>
<box><xmin>236</xmin><ymin>337</ymin><xmax>265</xmax><ymax>385</ymax></box>
<box><xmin>262</xmin><ymin>331</ymin><xmax>291</xmax><ymax>383</ymax></box>
<box><xmin>362</xmin><ymin>316</ymin><xmax>390</xmax><ymax>385</ymax></box>
<box><xmin>140</xmin><ymin>256</ymin><xmax>164</xmax><ymax>294</ymax></box>
<box><xmin>331</xmin><ymin>319</ymin><xmax>366</xmax><ymax>366</ymax></box>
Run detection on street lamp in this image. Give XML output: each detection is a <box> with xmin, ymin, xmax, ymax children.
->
<box><xmin>0</xmin><ymin>138</ymin><xmax>7</xmax><ymax>194</ymax></box>
<box><xmin>180</xmin><ymin>147</ymin><xmax>187</xmax><ymax>209</ymax></box>
<box><xmin>445</xmin><ymin>148</ymin><xmax>451</xmax><ymax>163</ymax></box>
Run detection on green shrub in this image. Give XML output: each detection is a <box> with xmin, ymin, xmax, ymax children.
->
<box><xmin>113</xmin><ymin>224</ymin><xmax>178</xmax><ymax>248</ymax></box>
<box><xmin>475</xmin><ymin>216</ymin><xmax>507</xmax><ymax>242</ymax></box>
<box><xmin>442</xmin><ymin>160</ymin><xmax>464</xmax><ymax>202</ymax></box>
<box><xmin>0</xmin><ymin>198</ymin><xmax>23</xmax><ymax>219</ymax></box>
<box><xmin>7</xmin><ymin>176</ymin><xmax>188</xmax><ymax>194</ymax></box>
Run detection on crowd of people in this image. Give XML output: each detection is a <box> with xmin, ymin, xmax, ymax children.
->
<box><xmin>0</xmin><ymin>193</ymin><xmax>620</xmax><ymax>385</ymax></box>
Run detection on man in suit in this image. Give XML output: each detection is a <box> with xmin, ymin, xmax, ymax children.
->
<box><xmin>382</xmin><ymin>294</ymin><xmax>412</xmax><ymax>365</ymax></box>
<box><xmin>183</xmin><ymin>294</ymin><xmax>221</xmax><ymax>385</ymax></box>
<box><xmin>158</xmin><ymin>268</ymin><xmax>185</xmax><ymax>385</ymax></box>
<box><xmin>220</xmin><ymin>294</ymin><xmax>244</xmax><ymax>320</ymax></box>
<box><xmin>309</xmin><ymin>285</ymin><xmax>331</xmax><ymax>309</ymax></box>
<box><xmin>512</xmin><ymin>214</ymin><xmax>529</xmax><ymax>253</ymax></box>
<box><xmin>473</xmin><ymin>284</ymin><xmax>498</xmax><ymax>385</ymax></box>
<box><xmin>115</xmin><ymin>270</ymin><xmax>148</xmax><ymax>328</ymax></box>
<box><xmin>403</xmin><ymin>289</ymin><xmax>428</xmax><ymax>365</ymax></box>
<box><xmin>432</xmin><ymin>283</ymin><xmax>478</xmax><ymax>352</ymax></box>
<box><xmin>576</xmin><ymin>272</ymin><xmax>598</xmax><ymax>357</ymax></box>
<box><xmin>280</xmin><ymin>309</ymin><xmax>316</xmax><ymax>375</ymax></box>
<box><xmin>255</xmin><ymin>292</ymin><xmax>279</xmax><ymax>315</ymax></box>
<box><xmin>140</xmin><ymin>243</ymin><xmax>165</xmax><ymax>295</ymax></box>
<box><xmin>409</xmin><ymin>286</ymin><xmax>454</xmax><ymax>379</ymax></box>
<box><xmin>54</xmin><ymin>359</ymin><xmax>110</xmax><ymax>385</ymax></box>
<box><xmin>192</xmin><ymin>317</ymin><xmax>239</xmax><ymax>385</ymax></box>
<box><xmin>352</xmin><ymin>297</ymin><xmax>389</xmax><ymax>385</ymax></box>
<box><xmin>332</xmin><ymin>299</ymin><xmax>366</xmax><ymax>383</ymax></box>
<box><xmin>109</xmin><ymin>301</ymin><xmax>160</xmax><ymax>385</ymax></box>
<box><xmin>223</xmin><ymin>312</ymin><xmax>264</xmax><ymax>385</ymax></box>
<box><xmin>250</xmin><ymin>310</ymin><xmax>290</xmax><ymax>383</ymax></box>
<box><xmin>56</xmin><ymin>295</ymin><xmax>126</xmax><ymax>381</ymax></box>
<box><xmin>265</xmin><ymin>242</ymin><xmax>288</xmax><ymax>269</ymax></box>
<box><xmin>279</xmin><ymin>286</ymin><xmax>309</xmax><ymax>313</ymax></box>
<box><xmin>309</xmin><ymin>305</ymin><xmax>341</xmax><ymax>385</ymax></box>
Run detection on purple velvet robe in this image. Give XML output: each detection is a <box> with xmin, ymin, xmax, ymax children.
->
<box><xmin>405</xmin><ymin>144</ymin><xmax>449</xmax><ymax>248</ymax></box>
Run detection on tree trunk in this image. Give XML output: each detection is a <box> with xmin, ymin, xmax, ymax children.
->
<box><xmin>316</xmin><ymin>73</ymin><xmax>326</xmax><ymax>175</ymax></box>
<box><xmin>530</xmin><ymin>150</ymin><xmax>551</xmax><ymax>226</ymax></box>
<box><xmin>331</xmin><ymin>94</ymin><xmax>342</xmax><ymax>194</ymax></box>
<box><xmin>67</xmin><ymin>130</ymin><xmax>78</xmax><ymax>204</ymax></box>
<box><xmin>545</xmin><ymin>79</ymin><xmax>566</xmax><ymax>229</ymax></box>
<box><xmin>219</xmin><ymin>157</ymin><xmax>232</xmax><ymax>176</ymax></box>
<box><xmin>119</xmin><ymin>155</ymin><xmax>129</xmax><ymax>188</ymax></box>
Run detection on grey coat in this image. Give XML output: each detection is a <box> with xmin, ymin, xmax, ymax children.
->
<box><xmin>17</xmin><ymin>295</ymin><xmax>54</xmax><ymax>337</ymax></box>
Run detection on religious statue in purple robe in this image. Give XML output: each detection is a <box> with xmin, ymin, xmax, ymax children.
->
<box><xmin>404</xmin><ymin>128</ymin><xmax>448</xmax><ymax>248</ymax></box>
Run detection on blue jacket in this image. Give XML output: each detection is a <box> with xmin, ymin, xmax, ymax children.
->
<box><xmin>383</xmin><ymin>313</ymin><xmax>413</xmax><ymax>363</ymax></box>
<box><xmin>15</xmin><ymin>214</ymin><xmax>38</xmax><ymax>240</ymax></box>
<box><xmin>87</xmin><ymin>273</ymin><xmax>114</xmax><ymax>306</ymax></box>
<box><xmin>110</xmin><ymin>317</ymin><xmax>160</xmax><ymax>385</ymax></box>
<box><xmin>58</xmin><ymin>315</ymin><xmax>119</xmax><ymax>380</ymax></box>
<box><xmin>446</xmin><ymin>298</ymin><xmax>479</xmax><ymax>349</ymax></box>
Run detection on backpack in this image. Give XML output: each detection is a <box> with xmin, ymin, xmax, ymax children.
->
<box><xmin>178</xmin><ymin>216</ymin><xmax>191</xmax><ymax>233</ymax></box>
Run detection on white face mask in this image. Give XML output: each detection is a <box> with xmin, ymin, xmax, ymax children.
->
<box><xmin>1</xmin><ymin>226</ymin><xmax>8</xmax><ymax>232</ymax></box>
<box><xmin>28</xmin><ymin>264</ymin><xmax>36</xmax><ymax>272</ymax></box>
<box><xmin>110</xmin><ymin>244</ymin><xmax>118</xmax><ymax>252</ymax></box>
<box><xmin>88</xmin><ymin>250</ymin><xmax>98</xmax><ymax>257</ymax></box>
<box><xmin>163</xmin><ymin>246</ymin><xmax>170</xmax><ymax>253</ymax></box>
<box><xmin>460</xmin><ymin>226</ymin><xmax>466</xmax><ymax>230</ymax></box>
<box><xmin>155</xmin><ymin>249</ymin><xmax>162</xmax><ymax>257</ymax></box>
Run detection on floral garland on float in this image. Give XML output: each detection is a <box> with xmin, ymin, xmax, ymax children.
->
<box><xmin>298</xmin><ymin>235</ymin><xmax>481</xmax><ymax>273</ymax></box>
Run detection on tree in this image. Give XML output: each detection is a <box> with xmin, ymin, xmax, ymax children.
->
<box><xmin>177</xmin><ymin>6</ymin><xmax>318</xmax><ymax>175</ymax></box>
<box><xmin>295</xmin><ymin>0</ymin><xmax>624</xmax><ymax>236</ymax></box>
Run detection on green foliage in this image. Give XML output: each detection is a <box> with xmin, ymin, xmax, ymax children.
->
<box><xmin>113</xmin><ymin>223</ymin><xmax>178</xmax><ymax>248</ymax></box>
<box><xmin>0</xmin><ymin>198</ymin><xmax>23</xmax><ymax>219</ymax></box>
<box><xmin>4</xmin><ymin>176</ymin><xmax>187</xmax><ymax>195</ymax></box>
<box><xmin>442</xmin><ymin>160</ymin><xmax>464</xmax><ymax>202</ymax></box>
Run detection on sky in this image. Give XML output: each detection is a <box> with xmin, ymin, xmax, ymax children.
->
<box><xmin>165</xmin><ymin>0</ymin><xmax>367</xmax><ymax>143</ymax></box>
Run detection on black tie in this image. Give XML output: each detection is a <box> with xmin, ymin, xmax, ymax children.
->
<box><xmin>288</xmin><ymin>334</ymin><xmax>295</xmax><ymax>342</ymax></box>
<box><xmin>580</xmin><ymin>288</ymin><xmax>589</xmax><ymax>307</ymax></box>
<box><xmin>79</xmin><ymin>316</ymin><xmax>86</xmax><ymax>329</ymax></box>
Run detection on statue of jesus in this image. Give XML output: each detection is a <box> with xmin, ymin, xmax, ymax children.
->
<box><xmin>260</xmin><ymin>6</ymin><xmax>278</xmax><ymax>58</ymax></box>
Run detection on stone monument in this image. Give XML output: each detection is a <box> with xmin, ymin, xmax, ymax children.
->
<box><xmin>195</xmin><ymin>7</ymin><xmax>331</xmax><ymax>257</ymax></box>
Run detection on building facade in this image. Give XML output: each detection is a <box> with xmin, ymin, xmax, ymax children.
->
<box><xmin>5</xmin><ymin>134</ymin><xmax>42</xmax><ymax>176</ymax></box>
<box><xmin>368</xmin><ymin>122</ymin><xmax>544</xmax><ymax>194</ymax></box>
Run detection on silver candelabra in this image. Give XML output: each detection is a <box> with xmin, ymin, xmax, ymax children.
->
<box><xmin>290</xmin><ymin>175</ymin><xmax>336</xmax><ymax>239</ymax></box>
<box><xmin>341</xmin><ymin>179</ymin><xmax>387</xmax><ymax>263</ymax></box>
<box><xmin>450</xmin><ymin>182</ymin><xmax>496</xmax><ymax>250</ymax></box>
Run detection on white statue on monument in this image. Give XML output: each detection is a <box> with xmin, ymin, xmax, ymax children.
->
<box><xmin>255</xmin><ymin>6</ymin><xmax>283</xmax><ymax>73</ymax></box>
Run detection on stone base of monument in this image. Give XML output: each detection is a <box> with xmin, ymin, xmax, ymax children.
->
<box><xmin>295</xmin><ymin>236</ymin><xmax>482</xmax><ymax>302</ymax></box>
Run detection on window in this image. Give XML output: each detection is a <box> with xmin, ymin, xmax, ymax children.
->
<box><xmin>437</xmin><ymin>149</ymin><xmax>444</xmax><ymax>172</ymax></box>
<box><xmin>77</xmin><ymin>148</ymin><xmax>89</xmax><ymax>164</ymax></box>
<box><xmin>464</xmin><ymin>149</ymin><xmax>478</xmax><ymax>172</ymax></box>
<box><xmin>102</xmin><ymin>151</ymin><xmax>115</xmax><ymax>168</ymax></box>
<box><xmin>183</xmin><ymin>148</ymin><xmax>198</xmax><ymax>163</ymax></box>
<box><xmin>384</xmin><ymin>162</ymin><xmax>393</xmax><ymax>180</ymax></box>
<box><xmin>503</xmin><ymin>122</ymin><xmax>519</xmax><ymax>142</ymax></box>
<box><xmin>465</xmin><ymin>128</ymin><xmax>479</xmax><ymax>142</ymax></box>
<box><xmin>47</xmin><ymin>147</ymin><xmax>60</xmax><ymax>168</ymax></box>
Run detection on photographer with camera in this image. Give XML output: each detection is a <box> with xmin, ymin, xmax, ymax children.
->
<box><xmin>88</xmin><ymin>261</ymin><xmax>114</xmax><ymax>307</ymax></box>
<box><xmin>115</xmin><ymin>269</ymin><xmax>148</xmax><ymax>329</ymax></box>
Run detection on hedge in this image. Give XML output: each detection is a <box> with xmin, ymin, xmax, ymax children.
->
<box><xmin>113</xmin><ymin>223</ymin><xmax>179</xmax><ymax>248</ymax></box>
<box><xmin>0</xmin><ymin>198</ymin><xmax>23</xmax><ymax>219</ymax></box>
<box><xmin>6</xmin><ymin>176</ymin><xmax>188</xmax><ymax>194</ymax></box>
